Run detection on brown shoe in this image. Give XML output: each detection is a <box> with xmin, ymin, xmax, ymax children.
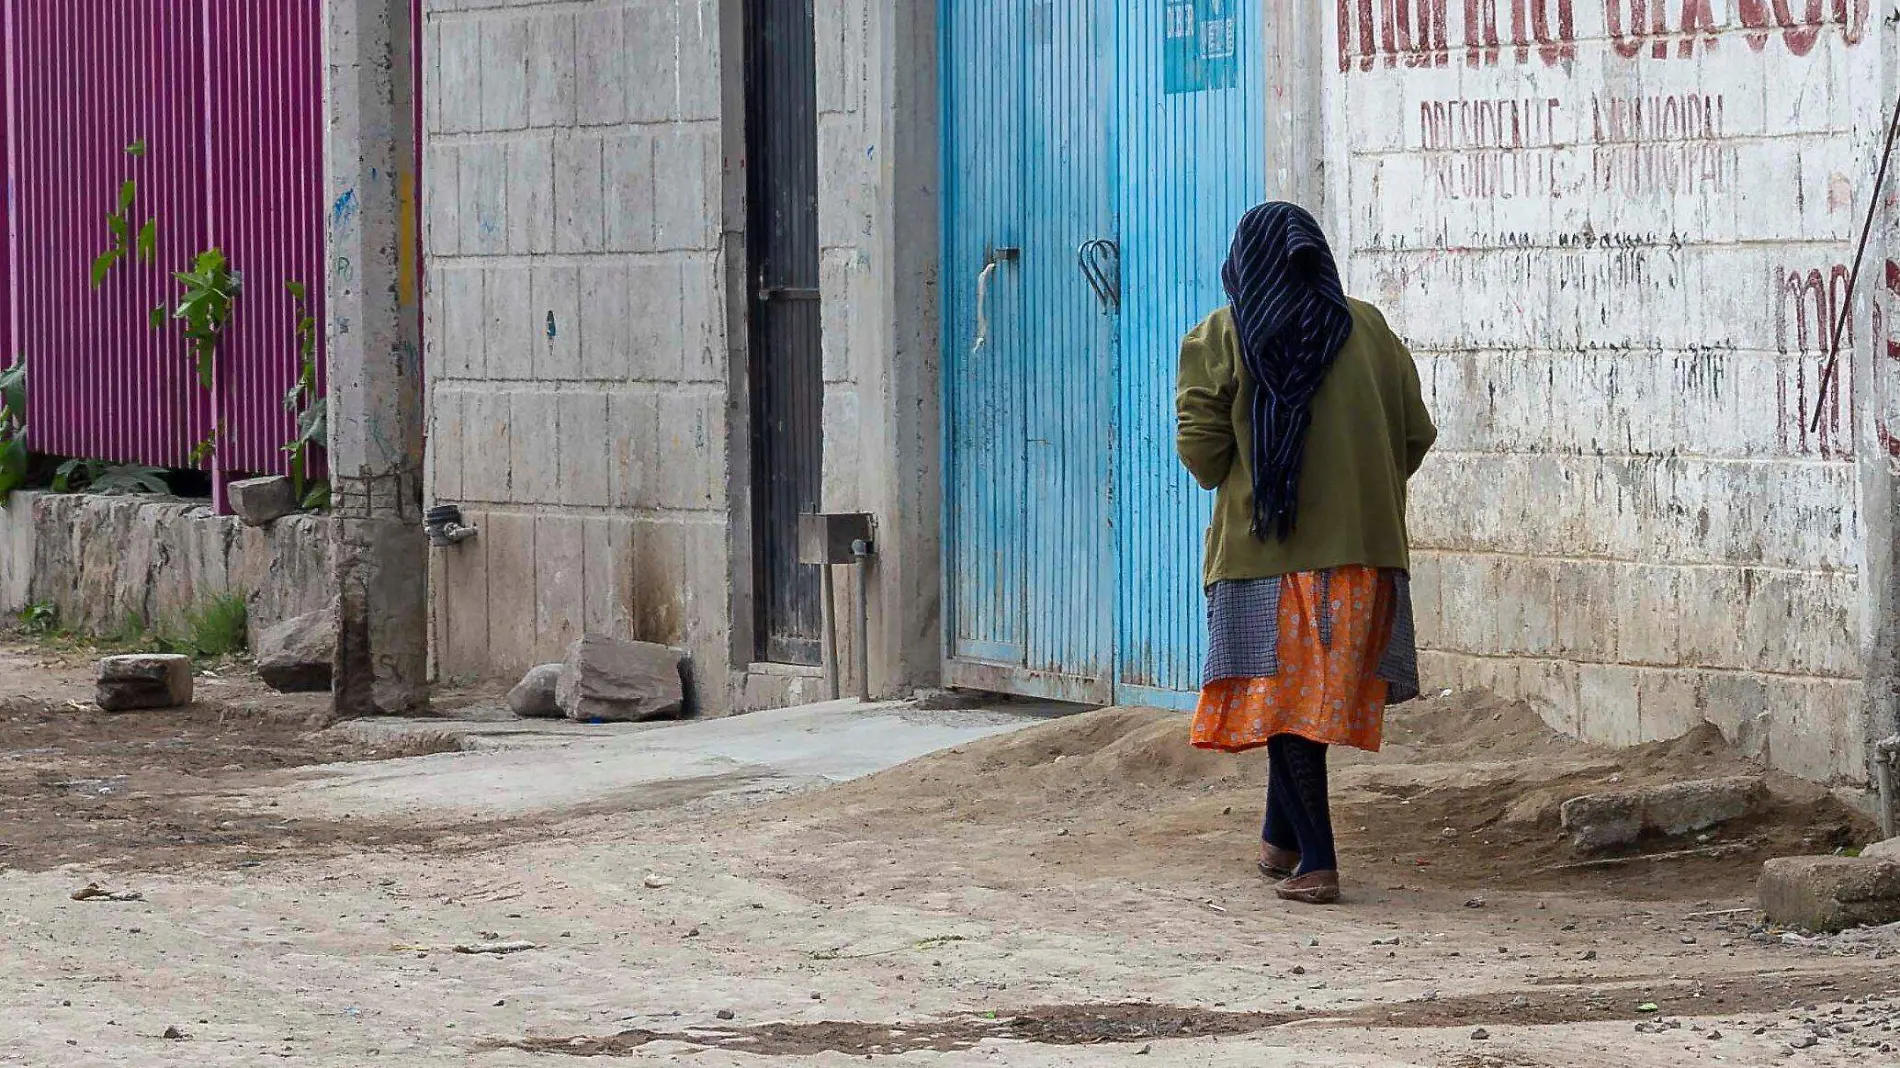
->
<box><xmin>1258</xmin><ymin>845</ymin><xmax>1300</xmax><ymax>881</ymax></box>
<box><xmin>1274</xmin><ymin>870</ymin><xmax>1341</xmax><ymax>905</ymax></box>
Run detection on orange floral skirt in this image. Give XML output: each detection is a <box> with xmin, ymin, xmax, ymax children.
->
<box><xmin>1190</xmin><ymin>566</ymin><xmax>1397</xmax><ymax>754</ymax></box>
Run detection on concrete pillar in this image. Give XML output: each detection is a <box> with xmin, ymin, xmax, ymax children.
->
<box><xmin>863</xmin><ymin>0</ymin><xmax>943</xmax><ymax>697</ymax></box>
<box><xmin>1863</xmin><ymin>28</ymin><xmax>1900</xmax><ymax>835</ymax></box>
<box><xmin>1263</xmin><ymin>0</ymin><xmax>1328</xmax><ymax>214</ymax></box>
<box><xmin>322</xmin><ymin>0</ymin><xmax>428</xmax><ymax>716</ymax></box>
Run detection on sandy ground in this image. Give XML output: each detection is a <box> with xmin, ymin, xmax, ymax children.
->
<box><xmin>2</xmin><ymin>642</ymin><xmax>1897</xmax><ymax>1068</ymax></box>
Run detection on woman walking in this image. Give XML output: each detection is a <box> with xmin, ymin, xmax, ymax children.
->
<box><xmin>1176</xmin><ymin>202</ymin><xmax>1436</xmax><ymax>905</ymax></box>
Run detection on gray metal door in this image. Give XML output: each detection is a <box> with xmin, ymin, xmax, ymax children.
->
<box><xmin>745</xmin><ymin>0</ymin><xmax>823</xmax><ymax>665</ymax></box>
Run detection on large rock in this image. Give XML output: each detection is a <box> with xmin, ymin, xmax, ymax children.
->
<box><xmin>508</xmin><ymin>663</ymin><xmax>564</xmax><ymax>718</ymax></box>
<box><xmin>1560</xmin><ymin>776</ymin><xmax>1767</xmax><ymax>851</ymax></box>
<box><xmin>556</xmin><ymin>635</ymin><xmax>686</xmax><ymax>723</ymax></box>
<box><xmin>255</xmin><ymin>609</ymin><xmax>335</xmax><ymax>693</ymax></box>
<box><xmin>228</xmin><ymin>476</ymin><xmax>298</xmax><ymax>527</ymax></box>
<box><xmin>97</xmin><ymin>654</ymin><xmax>193</xmax><ymax>711</ymax></box>
<box><xmin>1759</xmin><ymin>856</ymin><xmax>1900</xmax><ymax>933</ymax></box>
<box><xmin>1864</xmin><ymin>836</ymin><xmax>1900</xmax><ymax>861</ymax></box>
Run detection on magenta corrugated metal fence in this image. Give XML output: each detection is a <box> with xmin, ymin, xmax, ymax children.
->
<box><xmin>4</xmin><ymin>0</ymin><xmax>324</xmax><ymax>487</ymax></box>
<box><xmin>10</xmin><ymin>0</ymin><xmax>211</xmax><ymax>468</ymax></box>
<box><xmin>0</xmin><ymin>5</ymin><xmax>11</xmax><ymax>383</ymax></box>
<box><xmin>203</xmin><ymin>0</ymin><xmax>325</xmax><ymax>478</ymax></box>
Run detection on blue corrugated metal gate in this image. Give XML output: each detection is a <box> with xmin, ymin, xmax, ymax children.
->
<box><xmin>943</xmin><ymin>1</ymin><xmax>1265</xmax><ymax>707</ymax></box>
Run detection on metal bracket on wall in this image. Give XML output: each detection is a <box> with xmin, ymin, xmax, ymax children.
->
<box><xmin>798</xmin><ymin>512</ymin><xmax>877</xmax><ymax>702</ymax></box>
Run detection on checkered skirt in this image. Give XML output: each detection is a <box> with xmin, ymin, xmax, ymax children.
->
<box><xmin>1201</xmin><ymin>568</ymin><xmax>1420</xmax><ymax>704</ymax></box>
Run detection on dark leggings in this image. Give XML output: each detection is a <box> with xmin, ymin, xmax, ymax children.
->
<box><xmin>1261</xmin><ymin>734</ymin><xmax>1336</xmax><ymax>875</ymax></box>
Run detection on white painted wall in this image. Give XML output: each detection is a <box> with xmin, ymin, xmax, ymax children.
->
<box><xmin>1326</xmin><ymin>0</ymin><xmax>1883</xmax><ymax>786</ymax></box>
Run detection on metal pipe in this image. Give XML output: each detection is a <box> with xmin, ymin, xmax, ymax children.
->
<box><xmin>852</xmin><ymin>539</ymin><xmax>873</xmax><ymax>702</ymax></box>
<box><xmin>821</xmin><ymin>563</ymin><xmax>840</xmax><ymax>701</ymax></box>
<box><xmin>1878</xmin><ymin>734</ymin><xmax>1899</xmax><ymax>841</ymax></box>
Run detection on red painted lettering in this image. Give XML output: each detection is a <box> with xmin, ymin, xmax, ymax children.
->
<box><xmin>1678</xmin><ymin>0</ymin><xmax>1717</xmax><ymax>57</ymax></box>
<box><xmin>1342</xmin><ymin>0</ymin><xmax>1451</xmax><ymax>71</ymax></box>
<box><xmin>1345</xmin><ymin>0</ymin><xmax>1861</xmax><ymax>73</ymax></box>
<box><xmin>1777</xmin><ymin>266</ymin><xmax>1838</xmax><ymax>355</ymax></box>
<box><xmin>1774</xmin><ymin>264</ymin><xmax>1855</xmax><ymax>458</ymax></box>
<box><xmin>1606</xmin><ymin>0</ymin><xmax>1647</xmax><ymax>59</ymax></box>
<box><xmin>1513</xmin><ymin>0</ymin><xmax>1575</xmax><ymax>64</ymax></box>
<box><xmin>1840</xmin><ymin>0</ymin><xmax>1870</xmax><ymax>45</ymax></box>
<box><xmin>1779</xmin><ymin>0</ymin><xmax>1827</xmax><ymax>57</ymax></box>
<box><xmin>1413</xmin><ymin>0</ymin><xmax>1451</xmax><ymax>66</ymax></box>
<box><xmin>1885</xmin><ymin>259</ymin><xmax>1900</xmax><ymax>364</ymax></box>
<box><xmin>1338</xmin><ymin>0</ymin><xmax>1353</xmax><ymax>71</ymax></box>
<box><xmin>1465</xmin><ymin>0</ymin><xmax>1502</xmax><ymax>66</ymax></box>
<box><xmin>1736</xmin><ymin>0</ymin><xmax>1774</xmax><ymax>51</ymax></box>
<box><xmin>1738</xmin><ymin>0</ymin><xmax>1863</xmax><ymax>55</ymax></box>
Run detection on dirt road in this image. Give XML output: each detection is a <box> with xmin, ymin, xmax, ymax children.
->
<box><xmin>2</xmin><ymin>644</ymin><xmax>1895</xmax><ymax>1067</ymax></box>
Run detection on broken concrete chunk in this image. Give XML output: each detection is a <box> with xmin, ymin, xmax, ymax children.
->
<box><xmin>227</xmin><ymin>476</ymin><xmax>298</xmax><ymax>527</ymax></box>
<box><xmin>1759</xmin><ymin>856</ymin><xmax>1900</xmax><ymax>933</ymax></box>
<box><xmin>1560</xmin><ymin>776</ymin><xmax>1766</xmax><ymax>851</ymax></box>
<box><xmin>255</xmin><ymin>609</ymin><xmax>335</xmax><ymax>693</ymax></box>
<box><xmin>556</xmin><ymin>635</ymin><xmax>686</xmax><ymax>723</ymax></box>
<box><xmin>96</xmin><ymin>653</ymin><xmax>193</xmax><ymax>711</ymax></box>
<box><xmin>508</xmin><ymin>663</ymin><xmax>565</xmax><ymax>719</ymax></box>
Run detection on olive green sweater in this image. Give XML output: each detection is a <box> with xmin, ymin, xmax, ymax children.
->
<box><xmin>1175</xmin><ymin>299</ymin><xmax>1436</xmax><ymax>586</ymax></box>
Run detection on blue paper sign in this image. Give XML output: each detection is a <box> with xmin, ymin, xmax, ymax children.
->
<box><xmin>1164</xmin><ymin>0</ymin><xmax>1238</xmax><ymax>95</ymax></box>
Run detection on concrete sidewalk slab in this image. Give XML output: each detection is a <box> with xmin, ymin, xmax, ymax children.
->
<box><xmin>253</xmin><ymin>699</ymin><xmax>1068</xmax><ymax>823</ymax></box>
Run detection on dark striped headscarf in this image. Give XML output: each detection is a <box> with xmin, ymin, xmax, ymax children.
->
<box><xmin>1221</xmin><ymin>202</ymin><xmax>1354</xmax><ymax>542</ymax></box>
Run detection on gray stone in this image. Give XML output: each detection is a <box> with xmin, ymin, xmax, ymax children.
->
<box><xmin>255</xmin><ymin>609</ymin><xmax>335</xmax><ymax>693</ymax></box>
<box><xmin>556</xmin><ymin>634</ymin><xmax>686</xmax><ymax>723</ymax></box>
<box><xmin>96</xmin><ymin>654</ymin><xmax>193</xmax><ymax>711</ymax></box>
<box><xmin>227</xmin><ymin>477</ymin><xmax>298</xmax><ymax>527</ymax></box>
<box><xmin>1560</xmin><ymin>776</ymin><xmax>1767</xmax><ymax>851</ymax></box>
<box><xmin>1863</xmin><ymin>836</ymin><xmax>1900</xmax><ymax>861</ymax></box>
<box><xmin>1759</xmin><ymin>856</ymin><xmax>1900</xmax><ymax>933</ymax></box>
<box><xmin>508</xmin><ymin>663</ymin><xmax>564</xmax><ymax>719</ymax></box>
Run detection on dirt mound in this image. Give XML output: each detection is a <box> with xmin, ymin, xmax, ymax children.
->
<box><xmin>773</xmin><ymin>692</ymin><xmax>1875</xmax><ymax>902</ymax></box>
<box><xmin>1377</xmin><ymin>689</ymin><xmax>1577</xmax><ymax>763</ymax></box>
<box><xmin>792</xmin><ymin>706</ymin><xmax>1251</xmax><ymax>826</ymax></box>
<box><xmin>934</xmin><ymin>705</ymin><xmax>1239</xmax><ymax>788</ymax></box>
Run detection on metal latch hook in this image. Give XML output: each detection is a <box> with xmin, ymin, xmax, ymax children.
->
<box><xmin>1077</xmin><ymin>238</ymin><xmax>1120</xmax><ymax>311</ymax></box>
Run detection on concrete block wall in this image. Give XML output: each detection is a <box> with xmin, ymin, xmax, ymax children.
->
<box><xmin>421</xmin><ymin>0</ymin><xmax>748</xmax><ymax>710</ymax></box>
<box><xmin>1326</xmin><ymin>2</ymin><xmax>1882</xmax><ymax>786</ymax></box>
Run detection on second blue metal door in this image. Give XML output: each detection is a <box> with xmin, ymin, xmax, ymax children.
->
<box><xmin>1114</xmin><ymin>0</ymin><xmax>1265</xmax><ymax>707</ymax></box>
<box><xmin>942</xmin><ymin>1</ymin><xmax>1264</xmax><ymax>706</ymax></box>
